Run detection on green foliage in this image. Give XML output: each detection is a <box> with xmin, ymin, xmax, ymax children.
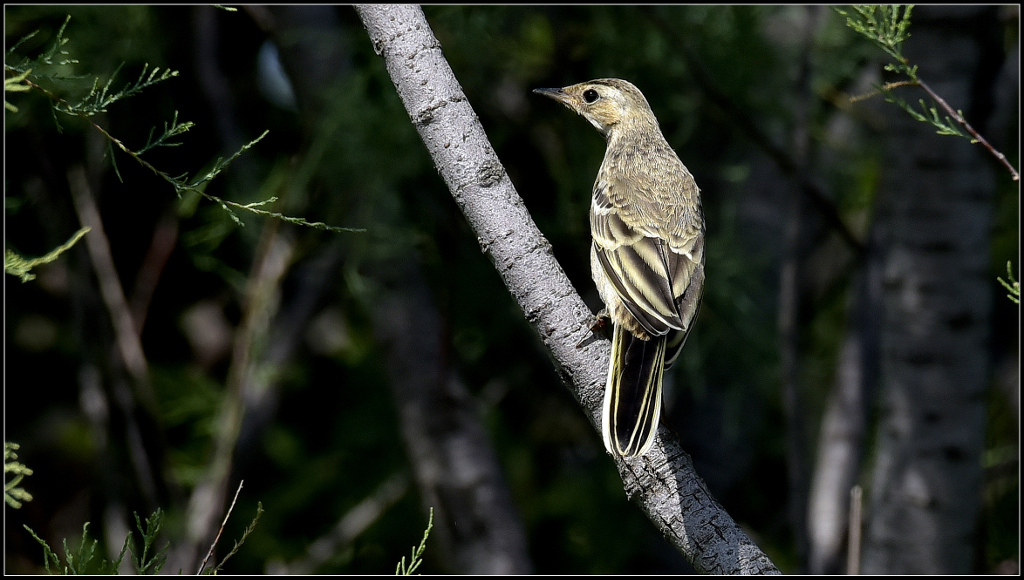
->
<box><xmin>20</xmin><ymin>503</ymin><xmax>264</xmax><ymax>574</ymax></box>
<box><xmin>872</xmin><ymin>87</ymin><xmax>968</xmax><ymax>139</ymax></box>
<box><xmin>52</xmin><ymin>61</ymin><xmax>180</xmax><ymax>119</ymax></box>
<box><xmin>837</xmin><ymin>5</ymin><xmax>915</xmax><ymax>76</ymax></box>
<box><xmin>5</xmin><ymin>14</ymin><xmax>78</xmax><ymax>72</ymax></box>
<box><xmin>997</xmin><ymin>262</ymin><xmax>1019</xmax><ymax>305</ymax></box>
<box><xmin>23</xmin><ymin>509</ymin><xmax>168</xmax><ymax>574</ymax></box>
<box><xmin>395</xmin><ymin>508</ymin><xmax>433</xmax><ymax>575</ymax></box>
<box><xmin>839</xmin><ymin>5</ymin><xmax>1019</xmax><ymax>301</ymax></box>
<box><xmin>129</xmin><ymin>510</ymin><xmax>170</xmax><ymax>574</ymax></box>
<box><xmin>4</xmin><ymin>442</ymin><xmax>34</xmax><ymax>508</ymax></box>
<box><xmin>839</xmin><ymin>4</ymin><xmax>1019</xmax><ymax>182</ymax></box>
<box><xmin>4</xmin><ymin>14</ymin><xmax>357</xmax><ymax>232</ymax></box>
<box><xmin>4</xmin><ymin>66</ymin><xmax>32</xmax><ymax>111</ymax></box>
<box><xmin>23</xmin><ymin>523</ymin><xmax>95</xmax><ymax>574</ymax></box>
<box><xmin>5</xmin><ymin>226</ymin><xmax>90</xmax><ymax>282</ymax></box>
<box><xmin>838</xmin><ymin>5</ymin><xmax>964</xmax><ymax>137</ymax></box>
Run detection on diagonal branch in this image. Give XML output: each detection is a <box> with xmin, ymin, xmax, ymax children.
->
<box><xmin>915</xmin><ymin>77</ymin><xmax>1019</xmax><ymax>181</ymax></box>
<box><xmin>354</xmin><ymin>4</ymin><xmax>779</xmax><ymax>574</ymax></box>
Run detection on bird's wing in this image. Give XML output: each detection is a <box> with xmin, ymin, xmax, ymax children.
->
<box><xmin>591</xmin><ymin>174</ymin><xmax>705</xmax><ymax>338</ymax></box>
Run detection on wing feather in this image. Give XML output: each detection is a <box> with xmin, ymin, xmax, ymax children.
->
<box><xmin>591</xmin><ymin>176</ymin><xmax>704</xmax><ymax>339</ymax></box>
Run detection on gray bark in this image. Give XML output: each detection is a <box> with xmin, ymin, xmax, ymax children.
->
<box><xmin>355</xmin><ymin>4</ymin><xmax>780</xmax><ymax>574</ymax></box>
<box><xmin>861</xmin><ymin>6</ymin><xmax>996</xmax><ymax>574</ymax></box>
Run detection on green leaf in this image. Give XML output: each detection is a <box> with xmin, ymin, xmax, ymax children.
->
<box><xmin>5</xmin><ymin>227</ymin><xmax>91</xmax><ymax>283</ymax></box>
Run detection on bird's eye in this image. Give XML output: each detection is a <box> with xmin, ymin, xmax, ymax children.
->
<box><xmin>583</xmin><ymin>89</ymin><xmax>599</xmax><ymax>104</ymax></box>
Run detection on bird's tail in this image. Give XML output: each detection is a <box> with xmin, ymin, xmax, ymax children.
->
<box><xmin>601</xmin><ymin>323</ymin><xmax>667</xmax><ymax>457</ymax></box>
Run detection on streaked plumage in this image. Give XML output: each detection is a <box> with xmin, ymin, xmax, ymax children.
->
<box><xmin>534</xmin><ymin>78</ymin><xmax>705</xmax><ymax>457</ymax></box>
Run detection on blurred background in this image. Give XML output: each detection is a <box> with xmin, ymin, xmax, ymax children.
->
<box><xmin>4</xmin><ymin>5</ymin><xmax>1018</xmax><ymax>574</ymax></box>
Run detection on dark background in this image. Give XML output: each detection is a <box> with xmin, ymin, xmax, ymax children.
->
<box><xmin>5</xmin><ymin>5</ymin><xmax>1018</xmax><ymax>574</ymax></box>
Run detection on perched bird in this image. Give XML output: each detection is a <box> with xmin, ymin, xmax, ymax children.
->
<box><xmin>534</xmin><ymin>78</ymin><xmax>705</xmax><ymax>457</ymax></box>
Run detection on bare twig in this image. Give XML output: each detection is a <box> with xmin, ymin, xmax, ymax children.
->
<box><xmin>837</xmin><ymin>5</ymin><xmax>1019</xmax><ymax>182</ymax></box>
<box><xmin>197</xmin><ymin>479</ymin><xmax>244</xmax><ymax>575</ymax></box>
<box><xmin>128</xmin><ymin>210</ymin><xmax>178</xmax><ymax>334</ymax></box>
<box><xmin>847</xmin><ymin>485</ymin><xmax>862</xmax><ymax>575</ymax></box>
<box><xmin>849</xmin><ymin>80</ymin><xmax>920</xmax><ymax>102</ymax></box>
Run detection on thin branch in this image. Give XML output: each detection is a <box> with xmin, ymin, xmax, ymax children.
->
<box><xmin>916</xmin><ymin>77</ymin><xmax>1019</xmax><ymax>181</ymax></box>
<box><xmin>849</xmin><ymin>80</ymin><xmax>920</xmax><ymax>102</ymax></box>
<box><xmin>12</xmin><ymin>72</ymin><xmax>357</xmax><ymax>230</ymax></box>
<box><xmin>197</xmin><ymin>479</ymin><xmax>244</xmax><ymax>575</ymax></box>
<box><xmin>837</xmin><ymin>4</ymin><xmax>1019</xmax><ymax>181</ymax></box>
<box><xmin>128</xmin><ymin>211</ymin><xmax>178</xmax><ymax>334</ymax></box>
<box><xmin>847</xmin><ymin>485</ymin><xmax>862</xmax><ymax>575</ymax></box>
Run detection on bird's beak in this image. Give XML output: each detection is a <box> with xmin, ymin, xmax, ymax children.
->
<box><xmin>533</xmin><ymin>87</ymin><xmax>572</xmax><ymax>107</ymax></box>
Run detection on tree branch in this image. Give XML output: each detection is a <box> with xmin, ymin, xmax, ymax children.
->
<box><xmin>354</xmin><ymin>4</ymin><xmax>779</xmax><ymax>574</ymax></box>
<box><xmin>915</xmin><ymin>77</ymin><xmax>1019</xmax><ymax>181</ymax></box>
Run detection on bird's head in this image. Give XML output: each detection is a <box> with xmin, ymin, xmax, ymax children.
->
<box><xmin>533</xmin><ymin>78</ymin><xmax>657</xmax><ymax>137</ymax></box>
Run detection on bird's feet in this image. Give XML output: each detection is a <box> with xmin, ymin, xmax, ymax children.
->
<box><xmin>576</xmin><ymin>309</ymin><xmax>611</xmax><ymax>348</ymax></box>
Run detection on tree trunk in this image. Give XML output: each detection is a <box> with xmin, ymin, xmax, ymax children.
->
<box><xmin>862</xmin><ymin>6</ymin><xmax>996</xmax><ymax>574</ymax></box>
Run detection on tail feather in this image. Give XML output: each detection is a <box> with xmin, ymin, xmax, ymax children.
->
<box><xmin>601</xmin><ymin>323</ymin><xmax>667</xmax><ymax>456</ymax></box>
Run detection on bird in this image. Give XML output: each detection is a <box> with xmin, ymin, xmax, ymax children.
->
<box><xmin>534</xmin><ymin>78</ymin><xmax>705</xmax><ymax>457</ymax></box>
